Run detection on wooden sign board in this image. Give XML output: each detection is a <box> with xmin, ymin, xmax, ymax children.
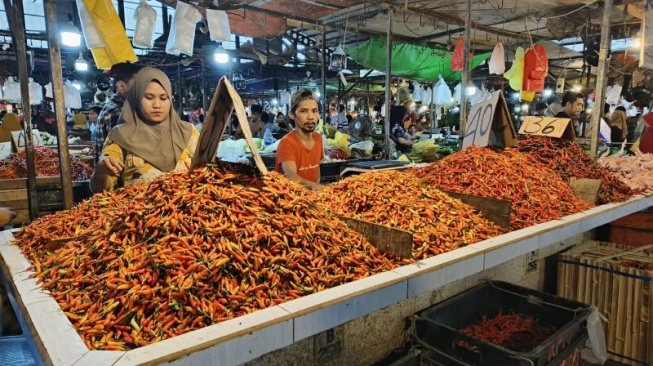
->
<box><xmin>191</xmin><ymin>77</ymin><xmax>267</xmax><ymax>173</ymax></box>
<box><xmin>462</xmin><ymin>91</ymin><xmax>518</xmax><ymax>150</ymax></box>
<box><xmin>569</xmin><ymin>178</ymin><xmax>601</xmax><ymax>205</ymax></box>
<box><xmin>442</xmin><ymin>190</ymin><xmax>512</xmax><ymax>229</ymax></box>
<box><xmin>338</xmin><ymin>216</ymin><xmax>413</xmax><ymax>258</ymax></box>
<box><xmin>10</xmin><ymin>129</ymin><xmax>42</xmax><ymax>153</ymax></box>
<box><xmin>519</xmin><ymin>116</ymin><xmax>575</xmax><ymax>140</ymax></box>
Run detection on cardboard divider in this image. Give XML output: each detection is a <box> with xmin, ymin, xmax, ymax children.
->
<box><xmin>192</xmin><ymin>76</ymin><xmax>267</xmax><ymax>174</ymax></box>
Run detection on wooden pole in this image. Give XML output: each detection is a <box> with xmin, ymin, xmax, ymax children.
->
<box><xmin>4</xmin><ymin>0</ymin><xmax>39</xmax><ymax>217</ymax></box>
<box><xmin>321</xmin><ymin>30</ymin><xmax>327</xmax><ymax>123</ymax></box>
<box><xmin>384</xmin><ymin>8</ymin><xmax>393</xmax><ymax>159</ymax></box>
<box><xmin>44</xmin><ymin>0</ymin><xmax>74</xmax><ymax>210</ymax></box>
<box><xmin>589</xmin><ymin>0</ymin><xmax>613</xmax><ymax>155</ymax></box>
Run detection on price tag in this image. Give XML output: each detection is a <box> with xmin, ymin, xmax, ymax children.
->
<box><xmin>462</xmin><ymin>91</ymin><xmax>518</xmax><ymax>150</ymax></box>
<box><xmin>519</xmin><ymin>116</ymin><xmax>575</xmax><ymax>140</ymax></box>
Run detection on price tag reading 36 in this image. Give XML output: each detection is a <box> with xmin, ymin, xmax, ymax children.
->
<box><xmin>518</xmin><ymin>116</ymin><xmax>572</xmax><ymax>138</ymax></box>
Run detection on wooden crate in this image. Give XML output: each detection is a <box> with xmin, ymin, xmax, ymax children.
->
<box><xmin>558</xmin><ymin>241</ymin><xmax>653</xmax><ymax>366</ymax></box>
<box><xmin>0</xmin><ymin>178</ymin><xmax>91</xmax><ymax>225</ymax></box>
<box><xmin>608</xmin><ymin>212</ymin><xmax>653</xmax><ymax>247</ymax></box>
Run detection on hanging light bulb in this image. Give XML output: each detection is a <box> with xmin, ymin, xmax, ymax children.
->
<box><xmin>74</xmin><ymin>52</ymin><xmax>88</xmax><ymax>71</ymax></box>
<box><xmin>543</xmin><ymin>89</ymin><xmax>553</xmax><ymax>97</ymax></box>
<box><xmin>214</xmin><ymin>44</ymin><xmax>229</xmax><ymax>64</ymax></box>
<box><xmin>60</xmin><ymin>14</ymin><xmax>81</xmax><ymax>48</ymax></box>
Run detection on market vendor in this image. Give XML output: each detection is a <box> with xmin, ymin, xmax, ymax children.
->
<box><xmin>610</xmin><ymin>106</ymin><xmax>628</xmax><ymax>143</ymax></box>
<box><xmin>90</xmin><ymin>68</ymin><xmax>199</xmax><ymax>193</ymax></box>
<box><xmin>276</xmin><ymin>88</ymin><xmax>324</xmax><ymax>191</ymax></box>
<box><xmin>234</xmin><ymin>105</ymin><xmax>265</xmax><ymax>139</ymax></box>
<box><xmin>555</xmin><ymin>91</ymin><xmax>584</xmax><ymax>130</ymax></box>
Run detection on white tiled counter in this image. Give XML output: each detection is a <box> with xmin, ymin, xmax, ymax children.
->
<box><xmin>0</xmin><ymin>194</ymin><xmax>651</xmax><ymax>366</ymax></box>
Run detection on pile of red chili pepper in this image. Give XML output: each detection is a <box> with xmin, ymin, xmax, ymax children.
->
<box><xmin>0</xmin><ymin>146</ymin><xmax>93</xmax><ymax>181</ymax></box>
<box><xmin>15</xmin><ymin>164</ymin><xmax>398</xmax><ymax>351</ymax></box>
<box><xmin>411</xmin><ymin>146</ymin><xmax>592</xmax><ymax>231</ymax></box>
<box><xmin>620</xmin><ymin>259</ymin><xmax>653</xmax><ymax>271</ymax></box>
<box><xmin>459</xmin><ymin>312</ymin><xmax>558</xmax><ymax>352</ymax></box>
<box><xmin>313</xmin><ymin>170</ymin><xmax>503</xmax><ymax>259</ymax></box>
<box><xmin>517</xmin><ymin>135</ymin><xmax>634</xmax><ymax>204</ymax></box>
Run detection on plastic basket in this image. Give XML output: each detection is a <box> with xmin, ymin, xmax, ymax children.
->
<box><xmin>411</xmin><ymin>281</ymin><xmax>591</xmax><ymax>366</ymax></box>
<box><xmin>0</xmin><ymin>336</ymin><xmax>36</xmax><ymax>366</ymax></box>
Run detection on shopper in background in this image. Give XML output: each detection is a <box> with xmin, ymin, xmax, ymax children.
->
<box><xmin>96</xmin><ymin>62</ymin><xmax>143</xmax><ymax>159</ymax></box>
<box><xmin>91</xmin><ymin>68</ymin><xmax>198</xmax><ymax>193</ymax></box>
<box><xmin>87</xmin><ymin>105</ymin><xmax>102</xmax><ymax>144</ymax></box>
<box><xmin>610</xmin><ymin>106</ymin><xmax>628</xmax><ymax>143</ymax></box>
<box><xmin>276</xmin><ymin>88</ymin><xmax>324</xmax><ymax>191</ymax></box>
<box><xmin>234</xmin><ymin>105</ymin><xmax>265</xmax><ymax>139</ymax></box>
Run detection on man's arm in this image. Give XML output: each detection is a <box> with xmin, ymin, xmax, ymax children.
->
<box><xmin>280</xmin><ymin>161</ymin><xmax>323</xmax><ymax>191</ymax></box>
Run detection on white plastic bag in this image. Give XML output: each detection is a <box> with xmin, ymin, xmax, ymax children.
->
<box><xmin>453</xmin><ymin>83</ymin><xmax>462</xmax><ymax>104</ymax></box>
<box><xmin>606</xmin><ymin>85</ymin><xmax>622</xmax><ymax>106</ymax></box>
<box><xmin>166</xmin><ymin>1</ymin><xmax>201</xmax><ymax>56</ymax></box>
<box><xmin>45</xmin><ymin>82</ymin><xmax>53</xmax><ymax>98</ymax></box>
<box><xmin>133</xmin><ymin>0</ymin><xmax>157</xmax><ymax>48</ymax></box>
<box><xmin>434</xmin><ymin>78</ymin><xmax>452</xmax><ymax>106</ymax></box>
<box><xmin>76</xmin><ymin>0</ymin><xmax>105</xmax><ymax>48</ymax></box>
<box><xmin>206</xmin><ymin>9</ymin><xmax>231</xmax><ymax>42</ymax></box>
<box><xmin>412</xmin><ymin>82</ymin><xmax>422</xmax><ymax>102</ymax></box>
<box><xmin>3</xmin><ymin>77</ymin><xmax>21</xmax><ymax>103</ymax></box>
<box><xmin>217</xmin><ymin>139</ymin><xmax>248</xmax><ymax>163</ymax></box>
<box><xmin>64</xmin><ymin>81</ymin><xmax>82</xmax><ymax>109</ymax></box>
<box><xmin>489</xmin><ymin>42</ymin><xmax>505</xmax><ymax>75</ymax></box>
<box><xmin>28</xmin><ymin>78</ymin><xmax>43</xmax><ymax>105</ymax></box>
<box><xmin>348</xmin><ymin>140</ymin><xmax>374</xmax><ymax>155</ymax></box>
<box><xmin>581</xmin><ymin>306</ymin><xmax>608</xmax><ymax>365</ymax></box>
<box><xmin>422</xmin><ymin>87</ymin><xmax>433</xmax><ymax>105</ymax></box>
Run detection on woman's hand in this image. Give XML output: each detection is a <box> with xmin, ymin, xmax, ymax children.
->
<box><xmin>97</xmin><ymin>156</ymin><xmax>124</xmax><ymax>177</ymax></box>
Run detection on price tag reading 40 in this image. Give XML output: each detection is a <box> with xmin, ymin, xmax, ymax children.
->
<box><xmin>462</xmin><ymin>91</ymin><xmax>517</xmax><ymax>150</ymax></box>
<box><xmin>461</xmin><ymin>93</ymin><xmax>498</xmax><ymax>150</ymax></box>
<box><xmin>519</xmin><ymin>116</ymin><xmax>575</xmax><ymax>140</ymax></box>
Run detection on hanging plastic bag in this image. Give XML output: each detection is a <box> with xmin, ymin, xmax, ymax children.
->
<box><xmin>422</xmin><ymin>87</ymin><xmax>433</xmax><ymax>105</ymax></box>
<box><xmin>522</xmin><ymin>44</ymin><xmax>548</xmax><ymax>92</ymax></box>
<box><xmin>64</xmin><ymin>81</ymin><xmax>82</xmax><ymax>109</ymax></box>
<box><xmin>605</xmin><ymin>84</ymin><xmax>622</xmax><ymax>105</ymax></box>
<box><xmin>45</xmin><ymin>82</ymin><xmax>53</xmax><ymax>98</ymax></box>
<box><xmin>3</xmin><ymin>77</ymin><xmax>21</xmax><ymax>103</ymax></box>
<box><xmin>489</xmin><ymin>42</ymin><xmax>505</xmax><ymax>75</ymax></box>
<box><xmin>581</xmin><ymin>307</ymin><xmax>608</xmax><ymax>364</ymax></box>
<box><xmin>451</xmin><ymin>36</ymin><xmax>465</xmax><ymax>71</ymax></box>
<box><xmin>453</xmin><ymin>83</ymin><xmax>462</xmax><ymax>104</ymax></box>
<box><xmin>28</xmin><ymin>78</ymin><xmax>43</xmax><ymax>105</ymax></box>
<box><xmin>76</xmin><ymin>0</ymin><xmax>105</xmax><ymax>48</ymax></box>
<box><xmin>206</xmin><ymin>9</ymin><xmax>231</xmax><ymax>42</ymax></box>
<box><xmin>133</xmin><ymin>0</ymin><xmax>157</xmax><ymax>48</ymax></box>
<box><xmin>412</xmin><ymin>82</ymin><xmax>422</xmax><ymax>103</ymax></box>
<box><xmin>166</xmin><ymin>1</ymin><xmax>201</xmax><ymax>56</ymax></box>
<box><xmin>434</xmin><ymin>77</ymin><xmax>452</xmax><ymax>105</ymax></box>
<box><xmin>81</xmin><ymin>0</ymin><xmax>138</xmax><ymax>69</ymax></box>
<box><xmin>504</xmin><ymin>46</ymin><xmax>525</xmax><ymax>91</ymax></box>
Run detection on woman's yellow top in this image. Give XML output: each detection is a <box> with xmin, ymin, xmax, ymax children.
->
<box><xmin>100</xmin><ymin>128</ymin><xmax>199</xmax><ymax>189</ymax></box>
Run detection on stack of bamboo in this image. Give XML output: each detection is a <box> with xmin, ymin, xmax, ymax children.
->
<box><xmin>558</xmin><ymin>241</ymin><xmax>653</xmax><ymax>365</ymax></box>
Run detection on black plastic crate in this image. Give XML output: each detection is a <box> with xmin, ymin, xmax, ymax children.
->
<box><xmin>411</xmin><ymin>281</ymin><xmax>591</xmax><ymax>366</ymax></box>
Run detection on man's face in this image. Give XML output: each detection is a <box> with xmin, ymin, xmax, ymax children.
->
<box><xmin>565</xmin><ymin>97</ymin><xmax>584</xmax><ymax>118</ymax></box>
<box><xmin>292</xmin><ymin>99</ymin><xmax>319</xmax><ymax>134</ymax></box>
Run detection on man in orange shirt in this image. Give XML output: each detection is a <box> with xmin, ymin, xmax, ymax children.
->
<box><xmin>276</xmin><ymin>89</ymin><xmax>324</xmax><ymax>190</ymax></box>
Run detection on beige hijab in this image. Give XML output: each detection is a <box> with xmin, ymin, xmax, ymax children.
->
<box><xmin>108</xmin><ymin>67</ymin><xmax>192</xmax><ymax>172</ymax></box>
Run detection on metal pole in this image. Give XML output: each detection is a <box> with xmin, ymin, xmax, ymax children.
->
<box><xmin>44</xmin><ymin>0</ymin><xmax>74</xmax><ymax>209</ymax></box>
<box><xmin>459</xmin><ymin>0</ymin><xmax>472</xmax><ymax>145</ymax></box>
<box><xmin>117</xmin><ymin>0</ymin><xmax>126</xmax><ymax>27</ymax></box>
<box><xmin>4</xmin><ymin>0</ymin><xmax>38</xmax><ymax>219</ymax></box>
<box><xmin>201</xmin><ymin>54</ymin><xmax>207</xmax><ymax>113</ymax></box>
<box><xmin>384</xmin><ymin>8</ymin><xmax>393</xmax><ymax>159</ymax></box>
<box><xmin>589</xmin><ymin>0</ymin><xmax>613</xmax><ymax>155</ymax></box>
<box><xmin>321</xmin><ymin>30</ymin><xmax>327</xmax><ymax>123</ymax></box>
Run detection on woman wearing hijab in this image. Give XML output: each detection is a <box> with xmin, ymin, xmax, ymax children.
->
<box><xmin>90</xmin><ymin>68</ymin><xmax>198</xmax><ymax>192</ymax></box>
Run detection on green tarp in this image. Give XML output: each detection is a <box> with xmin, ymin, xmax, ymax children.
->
<box><xmin>344</xmin><ymin>37</ymin><xmax>492</xmax><ymax>82</ymax></box>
